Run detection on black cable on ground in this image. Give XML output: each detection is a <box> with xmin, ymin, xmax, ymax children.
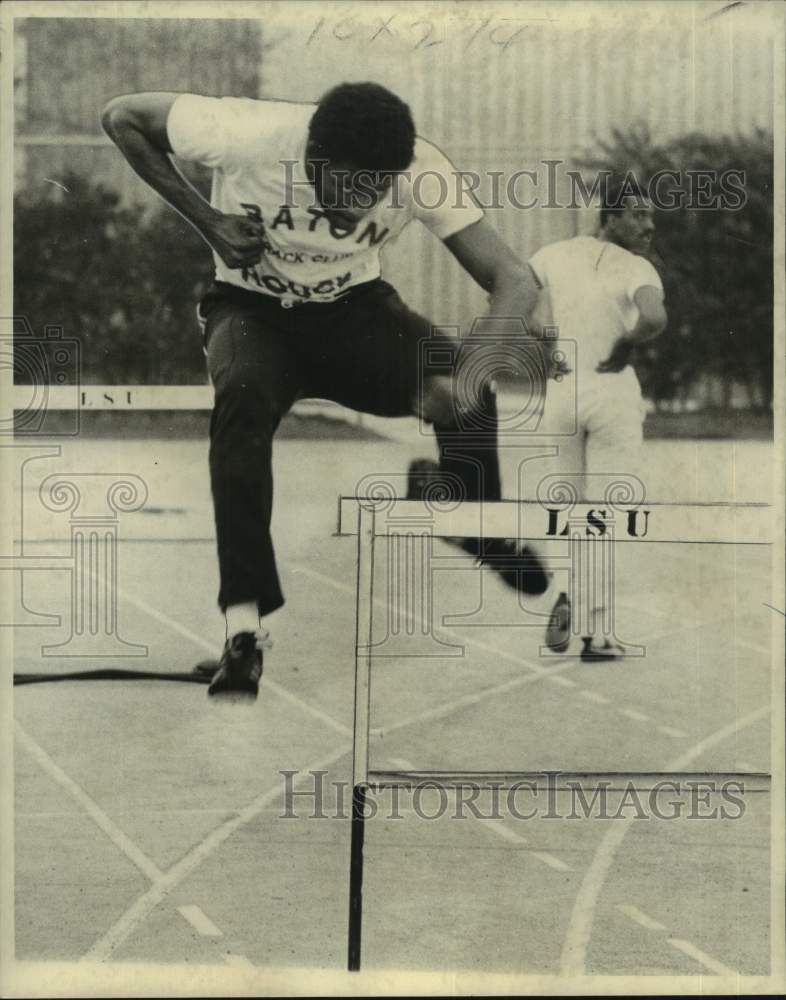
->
<box><xmin>13</xmin><ymin>663</ymin><xmax>219</xmax><ymax>686</ymax></box>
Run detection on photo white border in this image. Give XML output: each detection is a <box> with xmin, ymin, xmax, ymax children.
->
<box><xmin>1</xmin><ymin>2</ymin><xmax>783</xmax><ymax>996</ymax></box>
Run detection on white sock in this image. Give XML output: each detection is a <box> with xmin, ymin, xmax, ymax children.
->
<box><xmin>225</xmin><ymin>601</ymin><xmax>260</xmax><ymax>639</ymax></box>
<box><xmin>584</xmin><ymin>606</ymin><xmax>605</xmax><ymax>643</ymax></box>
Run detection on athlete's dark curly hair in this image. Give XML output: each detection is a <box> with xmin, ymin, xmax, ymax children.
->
<box><xmin>600</xmin><ymin>174</ymin><xmax>649</xmax><ymax>227</ymax></box>
<box><xmin>308</xmin><ymin>82</ymin><xmax>416</xmax><ymax>173</ymax></box>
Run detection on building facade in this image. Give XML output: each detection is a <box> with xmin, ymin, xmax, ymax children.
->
<box><xmin>14</xmin><ymin>6</ymin><xmax>776</xmax><ymax>342</ymax></box>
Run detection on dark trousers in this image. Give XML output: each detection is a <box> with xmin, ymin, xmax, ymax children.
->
<box><xmin>201</xmin><ymin>279</ymin><xmax>502</xmax><ymax>616</ymax></box>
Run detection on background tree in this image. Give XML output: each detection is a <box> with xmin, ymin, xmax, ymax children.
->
<box><xmin>14</xmin><ymin>173</ymin><xmax>215</xmax><ymax>384</ymax></box>
<box><xmin>581</xmin><ymin>125</ymin><xmax>773</xmax><ymax>413</ymax></box>
<box><xmin>15</xmin><ymin>125</ymin><xmax>774</xmax><ymax>419</ymax></box>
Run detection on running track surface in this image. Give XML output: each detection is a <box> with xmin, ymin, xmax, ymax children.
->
<box><xmin>10</xmin><ymin>431</ymin><xmax>777</xmax><ymax>989</ymax></box>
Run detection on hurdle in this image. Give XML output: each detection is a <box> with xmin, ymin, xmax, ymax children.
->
<box><xmin>340</xmin><ymin>494</ymin><xmax>773</xmax><ymax>971</ymax></box>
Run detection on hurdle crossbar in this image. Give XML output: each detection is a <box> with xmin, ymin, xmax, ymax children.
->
<box><xmin>345</xmin><ymin>496</ymin><xmax>773</xmax><ymax>971</ymax></box>
<box><xmin>336</xmin><ymin>497</ymin><xmax>771</xmax><ymax>545</ymax></box>
<box><xmin>364</xmin><ymin>769</ymin><xmax>772</xmax><ymax>790</ymax></box>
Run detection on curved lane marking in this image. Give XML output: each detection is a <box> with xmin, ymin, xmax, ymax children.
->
<box><xmin>559</xmin><ymin>703</ymin><xmax>770</xmax><ymax>976</ymax></box>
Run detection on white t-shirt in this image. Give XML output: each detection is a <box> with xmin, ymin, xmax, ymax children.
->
<box><xmin>529</xmin><ymin>236</ymin><xmax>664</xmax><ymax>375</ymax></box>
<box><xmin>167</xmin><ymin>94</ymin><xmax>484</xmax><ymax>303</ymax></box>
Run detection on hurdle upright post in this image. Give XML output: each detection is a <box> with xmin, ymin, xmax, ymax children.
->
<box><xmin>348</xmin><ymin>499</ymin><xmax>376</xmax><ymax>972</ymax></box>
<box><xmin>339</xmin><ymin>494</ymin><xmax>772</xmax><ymax>971</ymax></box>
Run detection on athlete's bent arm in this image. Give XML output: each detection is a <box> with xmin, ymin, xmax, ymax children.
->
<box><xmin>444</xmin><ymin>218</ymin><xmax>541</xmax><ymax>327</ymax></box>
<box><xmin>415</xmin><ymin>217</ymin><xmax>542</xmax><ymax>423</ymax></box>
<box><xmin>596</xmin><ymin>285</ymin><xmax>667</xmax><ymax>373</ymax></box>
<box><xmin>101</xmin><ymin>92</ymin><xmax>265</xmax><ymax>269</ymax></box>
<box><xmin>629</xmin><ymin>286</ymin><xmax>667</xmax><ymax>342</ymax></box>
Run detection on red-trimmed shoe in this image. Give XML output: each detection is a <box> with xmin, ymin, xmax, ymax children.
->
<box><xmin>207</xmin><ymin>629</ymin><xmax>271</xmax><ymax>702</ymax></box>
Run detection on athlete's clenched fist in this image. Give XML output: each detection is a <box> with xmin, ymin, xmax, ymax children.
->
<box><xmin>206</xmin><ymin>213</ymin><xmax>267</xmax><ymax>270</ymax></box>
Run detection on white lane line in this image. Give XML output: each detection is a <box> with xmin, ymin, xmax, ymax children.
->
<box><xmin>348</xmin><ymin>584</ymin><xmax>705</xmax><ymax>743</ymax></box>
<box><xmin>378</xmin><ymin>662</ymin><xmax>576</xmax><ymax>737</ymax></box>
<box><xmin>559</xmin><ymin>822</ymin><xmax>630</xmax><ymax>977</ymax></box>
<box><xmin>617</xmin><ymin>902</ymin><xmax>734</xmax><ymax>971</ymax></box>
<box><xmin>384</xmin><ymin>757</ymin><xmax>574</xmax><ymax>871</ymax></box>
<box><xmin>485</xmin><ymin>820</ymin><xmax>528</xmax><ymax>844</ymax></box>
<box><xmin>294</xmin><ymin>565</ymin><xmax>718</xmax><ymax>750</ymax></box>
<box><xmin>391</xmin><ymin>756</ymin><xmax>527</xmax><ymax>844</ymax></box>
<box><xmin>109</xmin><ymin>581</ymin><xmax>352</xmax><ymax>738</ymax></box>
<box><xmin>390</xmin><ymin>757</ymin><xmax>415</xmax><ymax>771</ymax></box>
<box><xmin>620</xmin><ymin>707</ymin><xmax>650</xmax><ymax>722</ymax></box>
<box><xmin>80</xmin><ymin>743</ymin><xmax>350</xmax><ymax>962</ymax></box>
<box><xmin>15</xmin><ymin>722</ymin><xmax>163</xmax><ymax>884</ymax></box>
<box><xmin>177</xmin><ymin>904</ymin><xmax>223</xmax><ymax>938</ymax></box>
<box><xmin>669</xmin><ymin>709</ymin><xmax>770</xmax><ymax>772</ymax></box>
<box><xmin>18</xmin><ymin>808</ymin><xmax>236</xmax><ymax>820</ymax></box>
<box><xmin>294</xmin><ymin>564</ymin><xmax>555</xmax><ymax>678</ymax></box>
<box><xmin>81</xmin><ymin>568</ymin><xmax>577</xmax><ymax>962</ymax></box>
<box><xmin>668</xmin><ymin>938</ymin><xmax>735</xmax><ymax>975</ymax></box>
<box><xmin>294</xmin><ymin>565</ymin><xmax>746</xmax><ymax>752</ymax></box>
<box><xmin>532</xmin><ymin>852</ymin><xmax>572</xmax><ymax>872</ymax></box>
<box><xmin>615</xmin><ymin>593</ymin><xmax>706</xmax><ymax>633</ymax></box>
<box><xmin>559</xmin><ymin>703</ymin><xmax>770</xmax><ymax>976</ymax></box>
<box><xmin>616</xmin><ymin>904</ymin><xmax>666</xmax><ymax>931</ymax></box>
<box><xmin>740</xmin><ymin>637</ymin><xmax>771</xmax><ymax>657</ymax></box>
<box><xmin>385</xmin><ymin>648</ymin><xmax>655</xmax><ymax>738</ymax></box>
<box><xmin>658</xmin><ymin>725</ymin><xmax>687</xmax><ymax>739</ymax></box>
<box><xmin>737</xmin><ymin>761</ymin><xmax>764</xmax><ymax>773</ymax></box>
<box><xmin>78</xmin><ymin>566</ymin><xmax>746</xmax><ymax>961</ymax></box>
<box><xmin>579</xmin><ymin>690</ymin><xmax>609</xmax><ymax>704</ymax></box>
<box><xmin>223</xmin><ymin>953</ymin><xmax>255</xmax><ymax>968</ymax></box>
<box><xmin>261</xmin><ymin>679</ymin><xmax>351</xmax><ymax>738</ymax></box>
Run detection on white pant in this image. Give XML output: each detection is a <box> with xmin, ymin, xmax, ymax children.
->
<box><xmin>526</xmin><ymin>367</ymin><xmax>647</xmax><ymax>639</ymax></box>
<box><xmin>535</xmin><ymin>366</ymin><xmax>647</xmax><ymax>500</ymax></box>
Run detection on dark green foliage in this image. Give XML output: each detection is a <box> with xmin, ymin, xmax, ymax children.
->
<box><xmin>14</xmin><ymin>124</ymin><xmax>775</xmax><ymax>414</ymax></box>
<box><xmin>582</xmin><ymin>125</ymin><xmax>773</xmax><ymax>411</ymax></box>
<box><xmin>14</xmin><ymin>172</ymin><xmax>214</xmax><ymax>384</ymax></box>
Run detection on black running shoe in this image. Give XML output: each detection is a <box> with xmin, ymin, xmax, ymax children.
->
<box><xmin>580</xmin><ymin>637</ymin><xmax>625</xmax><ymax>663</ymax></box>
<box><xmin>406</xmin><ymin>459</ymin><xmax>549</xmax><ymax>595</ymax></box>
<box><xmin>193</xmin><ymin>659</ymin><xmax>219</xmax><ymax>679</ymax></box>
<box><xmin>407</xmin><ymin>458</ymin><xmax>438</xmax><ymax>499</ymax></box>
<box><xmin>545</xmin><ymin>591</ymin><xmax>571</xmax><ymax>653</ymax></box>
<box><xmin>207</xmin><ymin>630</ymin><xmax>270</xmax><ymax>702</ymax></box>
<box><xmin>477</xmin><ymin>538</ymin><xmax>550</xmax><ymax>596</ymax></box>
